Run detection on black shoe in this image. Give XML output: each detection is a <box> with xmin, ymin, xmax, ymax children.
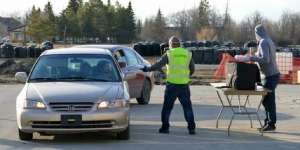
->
<box><xmin>159</xmin><ymin>128</ymin><xmax>169</xmax><ymax>134</ymax></box>
<box><xmin>188</xmin><ymin>129</ymin><xmax>196</xmax><ymax>135</ymax></box>
<box><xmin>257</xmin><ymin>123</ymin><xmax>268</xmax><ymax>131</ymax></box>
<box><xmin>261</xmin><ymin>124</ymin><xmax>276</xmax><ymax>132</ymax></box>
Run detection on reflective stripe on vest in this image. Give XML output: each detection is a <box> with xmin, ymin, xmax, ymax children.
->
<box><xmin>166</xmin><ymin>47</ymin><xmax>192</xmax><ymax>84</ymax></box>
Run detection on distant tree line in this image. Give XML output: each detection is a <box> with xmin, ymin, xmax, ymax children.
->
<box><xmin>24</xmin><ymin>0</ymin><xmax>300</xmax><ymax>46</ymax></box>
<box><xmin>140</xmin><ymin>0</ymin><xmax>300</xmax><ymax>46</ymax></box>
<box><xmin>26</xmin><ymin>0</ymin><xmax>136</xmax><ymax>44</ymax></box>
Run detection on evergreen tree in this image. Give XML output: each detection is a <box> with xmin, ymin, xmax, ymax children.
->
<box><xmin>198</xmin><ymin>0</ymin><xmax>210</xmax><ymax>29</ymax></box>
<box><xmin>114</xmin><ymin>4</ymin><xmax>128</xmax><ymax>43</ymax></box>
<box><xmin>78</xmin><ymin>2</ymin><xmax>94</xmax><ymax>39</ymax></box>
<box><xmin>126</xmin><ymin>1</ymin><xmax>136</xmax><ymax>42</ymax></box>
<box><xmin>43</xmin><ymin>1</ymin><xmax>56</xmax><ymax>41</ymax></box>
<box><xmin>104</xmin><ymin>4</ymin><xmax>116</xmax><ymax>42</ymax></box>
<box><xmin>63</xmin><ymin>0</ymin><xmax>82</xmax><ymax>42</ymax></box>
<box><xmin>136</xmin><ymin>19</ymin><xmax>142</xmax><ymax>40</ymax></box>
<box><xmin>26</xmin><ymin>6</ymin><xmax>45</xmax><ymax>43</ymax></box>
<box><xmin>153</xmin><ymin>9</ymin><xmax>166</xmax><ymax>42</ymax></box>
<box><xmin>89</xmin><ymin>0</ymin><xmax>107</xmax><ymax>42</ymax></box>
<box><xmin>67</xmin><ymin>0</ymin><xmax>81</xmax><ymax>13</ymax></box>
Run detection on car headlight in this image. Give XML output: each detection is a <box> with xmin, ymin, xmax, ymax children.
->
<box><xmin>97</xmin><ymin>99</ymin><xmax>129</xmax><ymax>109</ymax></box>
<box><xmin>24</xmin><ymin>100</ymin><xmax>46</xmax><ymax>109</ymax></box>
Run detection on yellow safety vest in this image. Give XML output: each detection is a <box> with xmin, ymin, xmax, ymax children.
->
<box><xmin>166</xmin><ymin>47</ymin><xmax>192</xmax><ymax>84</ymax></box>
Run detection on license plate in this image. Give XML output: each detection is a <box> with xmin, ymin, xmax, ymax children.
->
<box><xmin>61</xmin><ymin>115</ymin><xmax>82</xmax><ymax>126</ymax></box>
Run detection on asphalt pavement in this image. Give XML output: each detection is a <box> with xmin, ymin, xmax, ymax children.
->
<box><xmin>0</xmin><ymin>84</ymin><xmax>300</xmax><ymax>150</ymax></box>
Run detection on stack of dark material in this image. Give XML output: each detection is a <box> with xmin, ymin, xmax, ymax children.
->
<box><xmin>35</xmin><ymin>48</ymin><xmax>43</xmax><ymax>57</ymax></box>
<box><xmin>215</xmin><ymin>49</ymin><xmax>225</xmax><ymax>64</ymax></box>
<box><xmin>160</xmin><ymin>43</ymin><xmax>169</xmax><ymax>54</ymax></box>
<box><xmin>28</xmin><ymin>46</ymin><xmax>36</xmax><ymax>58</ymax></box>
<box><xmin>291</xmin><ymin>48</ymin><xmax>300</xmax><ymax>58</ymax></box>
<box><xmin>204</xmin><ymin>41</ymin><xmax>212</xmax><ymax>47</ymax></box>
<box><xmin>132</xmin><ymin>42</ymin><xmax>162</xmax><ymax>57</ymax></box>
<box><xmin>139</xmin><ymin>44</ymin><xmax>147</xmax><ymax>56</ymax></box>
<box><xmin>190</xmin><ymin>41</ymin><xmax>198</xmax><ymax>47</ymax></box>
<box><xmin>225</xmin><ymin>49</ymin><xmax>237</xmax><ymax>57</ymax></box>
<box><xmin>197</xmin><ymin>41</ymin><xmax>205</xmax><ymax>47</ymax></box>
<box><xmin>152</xmin><ymin>42</ymin><xmax>160</xmax><ymax>56</ymax></box>
<box><xmin>212</xmin><ymin>41</ymin><xmax>220</xmax><ymax>47</ymax></box>
<box><xmin>182</xmin><ymin>42</ymin><xmax>191</xmax><ymax>48</ymax></box>
<box><xmin>191</xmin><ymin>49</ymin><xmax>204</xmax><ymax>64</ymax></box>
<box><xmin>203</xmin><ymin>48</ymin><xmax>215</xmax><ymax>64</ymax></box>
<box><xmin>191</xmin><ymin>48</ymin><xmax>219</xmax><ymax>64</ymax></box>
<box><xmin>1</xmin><ymin>43</ymin><xmax>14</xmax><ymax>58</ymax></box>
<box><xmin>144</xmin><ymin>42</ymin><xmax>152</xmax><ymax>56</ymax></box>
<box><xmin>14</xmin><ymin>47</ymin><xmax>23</xmax><ymax>58</ymax></box>
<box><xmin>133</xmin><ymin>43</ymin><xmax>143</xmax><ymax>55</ymax></box>
<box><xmin>244</xmin><ymin>41</ymin><xmax>258</xmax><ymax>48</ymax></box>
<box><xmin>224</xmin><ymin>42</ymin><xmax>234</xmax><ymax>48</ymax></box>
<box><xmin>41</xmin><ymin>41</ymin><xmax>54</xmax><ymax>51</ymax></box>
<box><xmin>26</xmin><ymin>46</ymin><xmax>44</xmax><ymax>58</ymax></box>
<box><xmin>14</xmin><ymin>47</ymin><xmax>44</xmax><ymax>58</ymax></box>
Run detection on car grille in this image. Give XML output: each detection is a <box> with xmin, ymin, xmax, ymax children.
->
<box><xmin>32</xmin><ymin>121</ymin><xmax>114</xmax><ymax>129</ymax></box>
<box><xmin>49</xmin><ymin>102</ymin><xmax>94</xmax><ymax>112</ymax></box>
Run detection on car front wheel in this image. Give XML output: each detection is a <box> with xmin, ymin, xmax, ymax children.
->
<box><xmin>18</xmin><ymin>129</ymin><xmax>33</xmax><ymax>141</ymax></box>
<box><xmin>136</xmin><ymin>79</ymin><xmax>151</xmax><ymax>105</ymax></box>
<box><xmin>116</xmin><ymin>126</ymin><xmax>130</xmax><ymax>140</ymax></box>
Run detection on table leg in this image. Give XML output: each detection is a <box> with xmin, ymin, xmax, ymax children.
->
<box><xmin>238</xmin><ymin>95</ymin><xmax>242</xmax><ymax>112</ymax></box>
<box><xmin>243</xmin><ymin>95</ymin><xmax>253</xmax><ymax>128</ymax></box>
<box><xmin>256</xmin><ymin>95</ymin><xmax>265</xmax><ymax>136</ymax></box>
<box><xmin>216</xmin><ymin>107</ymin><xmax>224</xmax><ymax>128</ymax></box>
<box><xmin>256</xmin><ymin>113</ymin><xmax>264</xmax><ymax>136</ymax></box>
<box><xmin>228</xmin><ymin>114</ymin><xmax>235</xmax><ymax>136</ymax></box>
<box><xmin>225</xmin><ymin>95</ymin><xmax>236</xmax><ymax>136</ymax></box>
<box><xmin>216</xmin><ymin>91</ymin><xmax>225</xmax><ymax>128</ymax></box>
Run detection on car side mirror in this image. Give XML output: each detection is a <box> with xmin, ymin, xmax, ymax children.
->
<box><xmin>118</xmin><ymin>61</ymin><xmax>127</xmax><ymax>69</ymax></box>
<box><xmin>15</xmin><ymin>72</ymin><xmax>28</xmax><ymax>83</ymax></box>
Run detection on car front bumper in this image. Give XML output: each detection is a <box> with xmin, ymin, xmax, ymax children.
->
<box><xmin>17</xmin><ymin>108</ymin><xmax>129</xmax><ymax>134</ymax></box>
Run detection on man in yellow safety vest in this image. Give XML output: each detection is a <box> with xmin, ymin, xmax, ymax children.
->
<box><xmin>141</xmin><ymin>36</ymin><xmax>196</xmax><ymax>135</ymax></box>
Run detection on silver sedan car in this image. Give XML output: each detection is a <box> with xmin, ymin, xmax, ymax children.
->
<box><xmin>15</xmin><ymin>48</ymin><xmax>135</xmax><ymax>141</ymax></box>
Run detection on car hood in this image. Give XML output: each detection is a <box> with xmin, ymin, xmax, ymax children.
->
<box><xmin>25</xmin><ymin>82</ymin><xmax>124</xmax><ymax>103</ymax></box>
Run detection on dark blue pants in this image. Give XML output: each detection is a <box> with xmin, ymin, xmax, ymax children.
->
<box><xmin>263</xmin><ymin>74</ymin><xmax>280</xmax><ymax>126</ymax></box>
<box><xmin>161</xmin><ymin>83</ymin><xmax>196</xmax><ymax>130</ymax></box>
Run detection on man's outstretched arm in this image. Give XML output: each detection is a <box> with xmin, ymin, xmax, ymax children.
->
<box><xmin>143</xmin><ymin>54</ymin><xmax>168</xmax><ymax>72</ymax></box>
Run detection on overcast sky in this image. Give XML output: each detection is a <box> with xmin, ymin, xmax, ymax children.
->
<box><xmin>0</xmin><ymin>0</ymin><xmax>299</xmax><ymax>22</ymax></box>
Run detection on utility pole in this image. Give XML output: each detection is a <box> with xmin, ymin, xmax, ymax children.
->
<box><xmin>23</xmin><ymin>25</ymin><xmax>27</xmax><ymax>46</ymax></box>
<box><xmin>221</xmin><ymin>0</ymin><xmax>230</xmax><ymax>42</ymax></box>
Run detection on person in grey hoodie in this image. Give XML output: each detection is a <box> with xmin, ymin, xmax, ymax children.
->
<box><xmin>235</xmin><ymin>24</ymin><xmax>280</xmax><ymax>131</ymax></box>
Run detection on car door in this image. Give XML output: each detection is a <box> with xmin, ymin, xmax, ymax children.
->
<box><xmin>122</xmin><ymin>48</ymin><xmax>145</xmax><ymax>98</ymax></box>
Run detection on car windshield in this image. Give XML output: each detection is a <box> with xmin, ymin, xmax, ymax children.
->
<box><xmin>29</xmin><ymin>54</ymin><xmax>121</xmax><ymax>82</ymax></box>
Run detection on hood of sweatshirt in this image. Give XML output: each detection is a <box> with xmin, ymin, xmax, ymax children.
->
<box><xmin>255</xmin><ymin>24</ymin><xmax>269</xmax><ymax>41</ymax></box>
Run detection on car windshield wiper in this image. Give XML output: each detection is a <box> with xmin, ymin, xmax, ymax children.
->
<box><xmin>30</xmin><ymin>77</ymin><xmax>58</xmax><ymax>81</ymax></box>
<box><xmin>58</xmin><ymin>77</ymin><xmax>111</xmax><ymax>82</ymax></box>
<box><xmin>85</xmin><ymin>78</ymin><xmax>111</xmax><ymax>82</ymax></box>
<box><xmin>57</xmin><ymin>77</ymin><xmax>86</xmax><ymax>81</ymax></box>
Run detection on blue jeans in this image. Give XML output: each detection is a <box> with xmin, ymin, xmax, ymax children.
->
<box><xmin>161</xmin><ymin>83</ymin><xmax>196</xmax><ymax>130</ymax></box>
<box><xmin>263</xmin><ymin>74</ymin><xmax>280</xmax><ymax>125</ymax></box>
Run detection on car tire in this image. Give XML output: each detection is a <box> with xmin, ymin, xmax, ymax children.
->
<box><xmin>18</xmin><ymin>129</ymin><xmax>33</xmax><ymax>141</ymax></box>
<box><xmin>136</xmin><ymin>79</ymin><xmax>151</xmax><ymax>105</ymax></box>
<box><xmin>116</xmin><ymin>126</ymin><xmax>130</xmax><ymax>140</ymax></box>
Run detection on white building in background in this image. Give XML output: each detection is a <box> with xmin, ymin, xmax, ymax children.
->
<box><xmin>0</xmin><ymin>16</ymin><xmax>24</xmax><ymax>43</ymax></box>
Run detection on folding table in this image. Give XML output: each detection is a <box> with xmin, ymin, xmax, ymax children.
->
<box><xmin>210</xmin><ymin>83</ymin><xmax>271</xmax><ymax>136</ymax></box>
